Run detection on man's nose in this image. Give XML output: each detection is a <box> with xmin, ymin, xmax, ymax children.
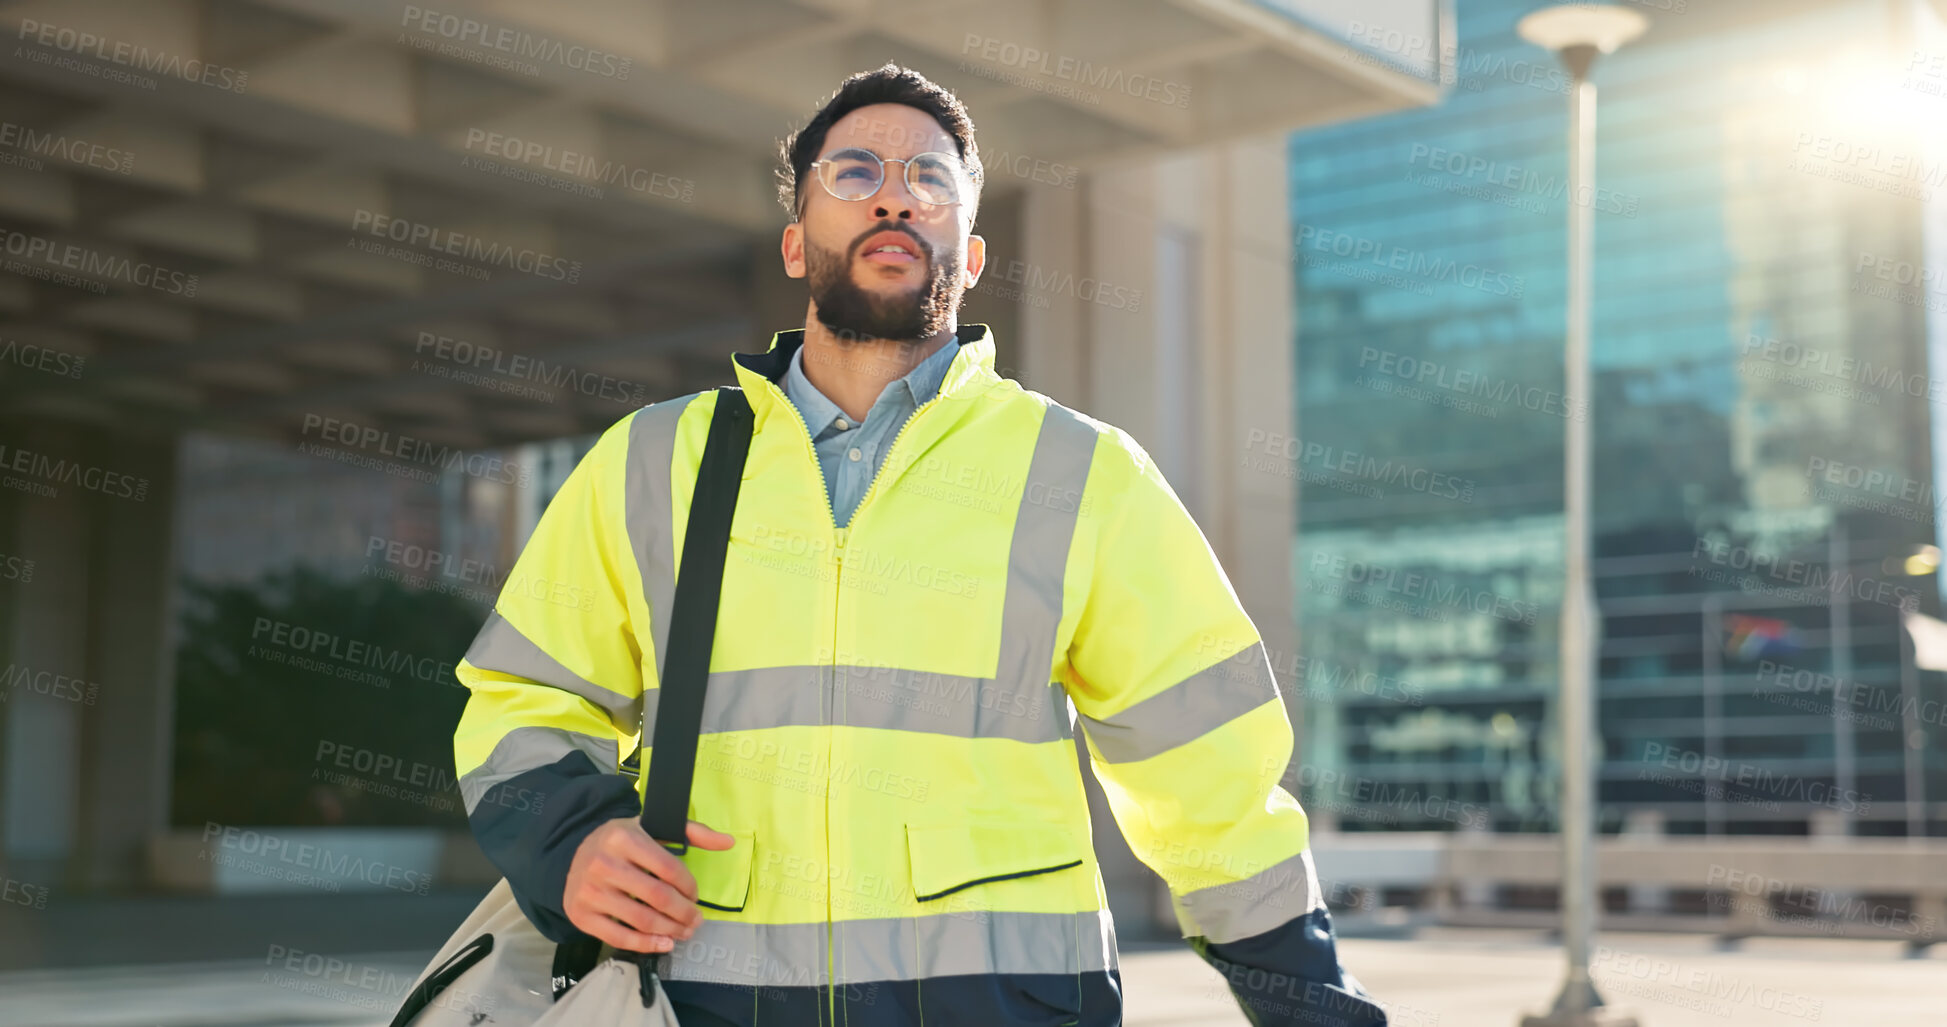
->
<box><xmin>870</xmin><ymin>193</ymin><xmax>916</xmax><ymax>221</ymax></box>
<box><xmin>871</xmin><ymin>164</ymin><xmax>922</xmax><ymax>221</ymax></box>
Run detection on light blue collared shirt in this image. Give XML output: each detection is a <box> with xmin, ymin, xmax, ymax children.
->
<box><xmin>782</xmin><ymin>334</ymin><xmax>960</xmax><ymax>529</ymax></box>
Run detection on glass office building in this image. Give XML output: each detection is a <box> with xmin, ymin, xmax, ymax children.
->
<box><xmin>1287</xmin><ymin>0</ymin><xmax>1947</xmax><ymax>838</ymax></box>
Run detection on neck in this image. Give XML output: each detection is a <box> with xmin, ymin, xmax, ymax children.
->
<box><xmin>799</xmin><ymin>312</ymin><xmax>956</xmax><ymax>423</ymax></box>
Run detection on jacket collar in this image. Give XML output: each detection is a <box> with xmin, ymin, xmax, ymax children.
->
<box><xmin>732</xmin><ymin>323</ymin><xmax>998</xmax><ymax>432</ymax></box>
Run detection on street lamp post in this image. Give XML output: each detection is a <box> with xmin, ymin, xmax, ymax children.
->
<box><xmin>1516</xmin><ymin>5</ymin><xmax>1648</xmax><ymax>1027</ymax></box>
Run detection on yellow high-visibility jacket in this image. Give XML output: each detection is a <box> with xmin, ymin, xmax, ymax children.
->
<box><xmin>453</xmin><ymin>324</ymin><xmax>1387</xmax><ymax>1026</ymax></box>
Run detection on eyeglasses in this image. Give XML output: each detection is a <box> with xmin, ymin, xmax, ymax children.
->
<box><xmin>800</xmin><ymin>147</ymin><xmax>973</xmax><ymax>215</ymax></box>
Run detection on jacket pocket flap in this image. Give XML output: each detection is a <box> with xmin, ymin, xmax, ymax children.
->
<box><xmin>906</xmin><ymin>820</ymin><xmax>1084</xmax><ymax>903</ymax></box>
<box><xmin>688</xmin><ymin>829</ymin><xmax>755</xmax><ymax>912</ymax></box>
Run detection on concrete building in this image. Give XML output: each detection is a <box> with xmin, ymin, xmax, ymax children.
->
<box><xmin>0</xmin><ymin>0</ymin><xmax>1452</xmax><ymax>966</ymax></box>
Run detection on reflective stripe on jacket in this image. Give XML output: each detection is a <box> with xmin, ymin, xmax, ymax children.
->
<box><xmin>452</xmin><ymin>323</ymin><xmax>1388</xmax><ymax>1027</ymax></box>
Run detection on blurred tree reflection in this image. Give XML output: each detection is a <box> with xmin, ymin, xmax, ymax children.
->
<box><xmin>170</xmin><ymin>566</ymin><xmax>481</xmax><ymax>828</ymax></box>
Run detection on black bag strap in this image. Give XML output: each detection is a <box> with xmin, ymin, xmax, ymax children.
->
<box><xmin>631</xmin><ymin>384</ymin><xmax>752</xmax><ymax>851</ymax></box>
<box><xmin>555</xmin><ymin>385</ymin><xmax>752</xmax><ymax>1004</ymax></box>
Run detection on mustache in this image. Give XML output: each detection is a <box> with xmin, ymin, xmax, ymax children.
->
<box><xmin>852</xmin><ymin>224</ymin><xmax>929</xmax><ymax>259</ymax></box>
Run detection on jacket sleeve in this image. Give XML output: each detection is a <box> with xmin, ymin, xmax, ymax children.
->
<box><xmin>452</xmin><ymin>411</ymin><xmax>651</xmax><ymax>944</ymax></box>
<box><xmin>1059</xmin><ymin>426</ymin><xmax>1388</xmax><ymax>1027</ymax></box>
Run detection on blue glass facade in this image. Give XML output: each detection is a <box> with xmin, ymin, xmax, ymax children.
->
<box><xmin>1287</xmin><ymin>0</ymin><xmax>1947</xmax><ymax>837</ymax></box>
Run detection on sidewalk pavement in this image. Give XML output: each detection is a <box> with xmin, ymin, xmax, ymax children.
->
<box><xmin>1</xmin><ymin>928</ymin><xmax>1940</xmax><ymax>1026</ymax></box>
<box><xmin>1123</xmin><ymin>928</ymin><xmax>1946</xmax><ymax>1025</ymax></box>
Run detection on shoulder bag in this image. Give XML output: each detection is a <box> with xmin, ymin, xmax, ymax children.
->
<box><xmin>387</xmin><ymin>385</ymin><xmax>754</xmax><ymax>1026</ymax></box>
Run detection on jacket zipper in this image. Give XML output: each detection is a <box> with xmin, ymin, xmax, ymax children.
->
<box><xmin>848</xmin><ymin>391</ymin><xmax>948</xmax><ymax>530</ymax></box>
<box><xmin>760</xmin><ymin>374</ymin><xmax>952</xmax><ymax>1023</ymax></box>
<box><xmin>758</xmin><ymin>376</ymin><xmax>844</xmax><ymax>1021</ymax></box>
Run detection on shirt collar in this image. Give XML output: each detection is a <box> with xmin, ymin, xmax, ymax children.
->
<box><xmin>782</xmin><ymin>332</ymin><xmax>961</xmax><ymax>436</ymax></box>
<box><xmin>783</xmin><ymin>343</ymin><xmax>848</xmax><ymax>437</ymax></box>
<box><xmin>734</xmin><ymin>323</ymin><xmax>999</xmax><ymax>435</ymax></box>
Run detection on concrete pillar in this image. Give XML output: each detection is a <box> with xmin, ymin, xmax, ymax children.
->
<box><xmin>1621</xmin><ymin>809</ymin><xmax>1668</xmax><ymax>914</ymax></box>
<box><xmin>1456</xmin><ymin>818</ymin><xmax>1496</xmax><ymax>911</ymax></box>
<box><xmin>0</xmin><ymin>421</ymin><xmax>179</xmax><ymax>892</ymax></box>
<box><xmin>1019</xmin><ymin>134</ymin><xmax>1297</xmax><ymax>685</ymax></box>
<box><xmin>75</xmin><ymin>429</ymin><xmax>179</xmax><ymax>889</ymax></box>
<box><xmin>0</xmin><ymin>423</ymin><xmax>92</xmax><ymax>888</ymax></box>
<box><xmin>1012</xmin><ymin>134</ymin><xmax>1299</xmax><ymax>936</ymax></box>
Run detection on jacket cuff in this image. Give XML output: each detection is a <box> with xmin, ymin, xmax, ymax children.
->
<box><xmin>1191</xmin><ymin>908</ymin><xmax>1390</xmax><ymax>1027</ymax></box>
<box><xmin>468</xmin><ymin>749</ymin><xmax>642</xmax><ymax>944</ymax></box>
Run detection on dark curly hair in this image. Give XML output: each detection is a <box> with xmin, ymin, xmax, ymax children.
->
<box><xmin>775</xmin><ymin>62</ymin><xmax>983</xmax><ymax>222</ymax></box>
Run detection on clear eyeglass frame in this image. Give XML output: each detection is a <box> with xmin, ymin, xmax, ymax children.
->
<box><xmin>797</xmin><ymin>147</ymin><xmax>972</xmax><ymax>219</ymax></box>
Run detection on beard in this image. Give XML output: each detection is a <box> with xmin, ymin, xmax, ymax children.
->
<box><xmin>804</xmin><ymin>224</ymin><xmax>965</xmax><ymax>344</ymax></box>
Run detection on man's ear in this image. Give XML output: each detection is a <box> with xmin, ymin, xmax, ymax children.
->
<box><xmin>781</xmin><ymin>221</ymin><xmax>805</xmax><ymax>279</ymax></box>
<box><xmin>963</xmin><ymin>233</ymin><xmax>985</xmax><ymax>288</ymax></box>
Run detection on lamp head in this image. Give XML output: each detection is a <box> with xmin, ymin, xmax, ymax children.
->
<box><xmin>1517</xmin><ymin>4</ymin><xmax>1649</xmax><ymax>54</ymax></box>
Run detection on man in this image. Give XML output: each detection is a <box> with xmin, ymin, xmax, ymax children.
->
<box><xmin>452</xmin><ymin>63</ymin><xmax>1387</xmax><ymax>1026</ymax></box>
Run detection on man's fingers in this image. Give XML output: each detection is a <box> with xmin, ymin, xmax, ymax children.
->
<box><xmin>601</xmin><ymin>864</ymin><xmax>702</xmax><ymax>930</ymax></box>
<box><xmin>591</xmin><ymin>887</ymin><xmax>694</xmax><ymax>939</ymax></box>
<box><xmin>608</xmin><ymin>823</ymin><xmax>699</xmax><ymax>900</ymax></box>
<box><xmin>686</xmin><ymin>820</ymin><xmax>737</xmax><ymax>851</ymax></box>
<box><xmin>564</xmin><ymin>893</ymin><xmax>676</xmax><ymax>952</ymax></box>
<box><xmin>586</xmin><ymin>916</ymin><xmax>675</xmax><ymax>954</ymax></box>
